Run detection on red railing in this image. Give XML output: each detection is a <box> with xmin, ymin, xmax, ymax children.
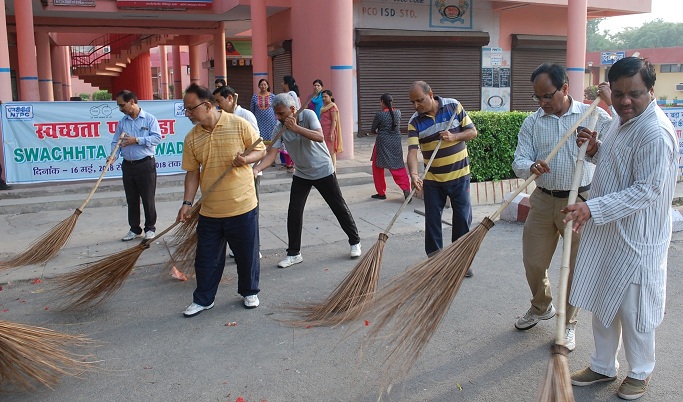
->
<box><xmin>70</xmin><ymin>33</ymin><xmax>156</xmax><ymax>69</ymax></box>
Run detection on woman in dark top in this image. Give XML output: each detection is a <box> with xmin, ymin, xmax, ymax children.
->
<box><xmin>369</xmin><ymin>93</ymin><xmax>410</xmax><ymax>200</ymax></box>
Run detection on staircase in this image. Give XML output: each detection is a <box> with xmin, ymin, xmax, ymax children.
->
<box><xmin>71</xmin><ymin>34</ymin><xmax>176</xmax><ymax>92</ymax></box>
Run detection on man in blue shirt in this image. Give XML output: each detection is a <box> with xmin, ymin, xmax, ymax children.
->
<box><xmin>110</xmin><ymin>90</ymin><xmax>162</xmax><ymax>241</ymax></box>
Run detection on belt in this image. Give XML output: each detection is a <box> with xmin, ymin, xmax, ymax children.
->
<box><xmin>539</xmin><ymin>184</ymin><xmax>590</xmax><ymax>198</ymax></box>
<box><xmin>123</xmin><ymin>156</ymin><xmax>153</xmax><ymax>165</ymax></box>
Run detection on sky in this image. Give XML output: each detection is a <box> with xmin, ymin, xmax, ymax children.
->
<box><xmin>599</xmin><ymin>0</ymin><xmax>683</xmax><ymax>33</ymax></box>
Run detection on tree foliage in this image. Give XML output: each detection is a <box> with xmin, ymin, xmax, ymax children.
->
<box><xmin>586</xmin><ymin>18</ymin><xmax>683</xmax><ymax>51</ymax></box>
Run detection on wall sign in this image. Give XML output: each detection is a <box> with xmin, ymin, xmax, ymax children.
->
<box><xmin>54</xmin><ymin>0</ymin><xmax>96</xmax><ymax>6</ymax></box>
<box><xmin>116</xmin><ymin>0</ymin><xmax>212</xmax><ymax>9</ymax></box>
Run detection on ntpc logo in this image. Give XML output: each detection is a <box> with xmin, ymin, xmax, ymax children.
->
<box><xmin>6</xmin><ymin>105</ymin><xmax>34</xmax><ymax>120</ymax></box>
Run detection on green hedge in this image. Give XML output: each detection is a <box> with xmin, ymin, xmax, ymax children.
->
<box><xmin>467</xmin><ymin>111</ymin><xmax>531</xmax><ymax>182</ymax></box>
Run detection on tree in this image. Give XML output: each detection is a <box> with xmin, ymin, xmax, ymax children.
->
<box><xmin>587</xmin><ymin>18</ymin><xmax>683</xmax><ymax>51</ymax></box>
<box><xmin>587</xmin><ymin>18</ymin><xmax>616</xmax><ymax>51</ymax></box>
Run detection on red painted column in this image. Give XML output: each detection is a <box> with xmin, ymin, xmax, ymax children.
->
<box><xmin>62</xmin><ymin>46</ymin><xmax>72</xmax><ymax>100</ymax></box>
<box><xmin>112</xmin><ymin>51</ymin><xmax>152</xmax><ymax>100</ymax></box>
<box><xmin>213</xmin><ymin>22</ymin><xmax>227</xmax><ymax>87</ymax></box>
<box><xmin>0</xmin><ymin>0</ymin><xmax>13</xmax><ymax>102</ymax></box>
<box><xmin>250</xmin><ymin>0</ymin><xmax>268</xmax><ymax>93</ymax></box>
<box><xmin>35</xmin><ymin>32</ymin><xmax>54</xmax><ymax>101</ymax></box>
<box><xmin>567</xmin><ymin>0</ymin><xmax>588</xmax><ymax>101</ymax></box>
<box><xmin>159</xmin><ymin>45</ymin><xmax>169</xmax><ymax>99</ymax></box>
<box><xmin>189</xmin><ymin>44</ymin><xmax>200</xmax><ymax>84</ymax></box>
<box><xmin>50</xmin><ymin>45</ymin><xmax>63</xmax><ymax>101</ymax></box>
<box><xmin>172</xmin><ymin>45</ymin><xmax>182</xmax><ymax>98</ymax></box>
<box><xmin>14</xmin><ymin>0</ymin><xmax>39</xmax><ymax>101</ymax></box>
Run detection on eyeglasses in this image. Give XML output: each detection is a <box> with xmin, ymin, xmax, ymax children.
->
<box><xmin>183</xmin><ymin>102</ymin><xmax>209</xmax><ymax>113</ymax></box>
<box><xmin>531</xmin><ymin>88</ymin><xmax>559</xmax><ymax>103</ymax></box>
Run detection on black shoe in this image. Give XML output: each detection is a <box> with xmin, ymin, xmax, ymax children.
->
<box><xmin>403</xmin><ymin>190</ymin><xmax>412</xmax><ymax>203</ymax></box>
<box><xmin>0</xmin><ymin>183</ymin><xmax>11</xmax><ymax>191</ymax></box>
<box><xmin>371</xmin><ymin>194</ymin><xmax>386</xmax><ymax>200</ymax></box>
<box><xmin>465</xmin><ymin>268</ymin><xmax>474</xmax><ymax>278</ymax></box>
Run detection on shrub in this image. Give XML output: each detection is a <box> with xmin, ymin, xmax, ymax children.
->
<box><xmin>584</xmin><ymin>85</ymin><xmax>598</xmax><ymax>100</ymax></box>
<box><xmin>92</xmin><ymin>90</ymin><xmax>112</xmax><ymax>101</ymax></box>
<box><xmin>467</xmin><ymin>111</ymin><xmax>530</xmax><ymax>182</ymax></box>
<box><xmin>79</xmin><ymin>93</ymin><xmax>90</xmax><ymax>101</ymax></box>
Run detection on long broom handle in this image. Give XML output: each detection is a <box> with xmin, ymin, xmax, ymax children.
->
<box><xmin>382</xmin><ymin>109</ymin><xmax>460</xmax><ymax>233</ymax></box>
<box><xmin>488</xmin><ymin>97</ymin><xmax>601</xmax><ymax>222</ymax></box>
<box><xmin>76</xmin><ymin>131</ymin><xmax>127</xmax><ymax>212</ymax></box>
<box><xmin>555</xmin><ymin>111</ymin><xmax>599</xmax><ymax>345</ymax></box>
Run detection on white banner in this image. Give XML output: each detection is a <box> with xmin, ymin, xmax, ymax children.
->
<box><xmin>661</xmin><ymin>107</ymin><xmax>683</xmax><ymax>179</ymax></box>
<box><xmin>1</xmin><ymin>100</ymin><xmax>192</xmax><ymax>184</ymax></box>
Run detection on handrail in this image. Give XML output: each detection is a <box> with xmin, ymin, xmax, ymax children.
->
<box><xmin>70</xmin><ymin>34</ymin><xmax>158</xmax><ymax>69</ymax></box>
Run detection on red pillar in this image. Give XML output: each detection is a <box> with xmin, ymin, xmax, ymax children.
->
<box><xmin>0</xmin><ymin>0</ymin><xmax>13</xmax><ymax>102</ymax></box>
<box><xmin>159</xmin><ymin>45</ymin><xmax>169</xmax><ymax>99</ymax></box>
<box><xmin>36</xmin><ymin>31</ymin><xmax>54</xmax><ymax>101</ymax></box>
<box><xmin>189</xmin><ymin>44</ymin><xmax>200</xmax><ymax>84</ymax></box>
<box><xmin>172</xmin><ymin>45</ymin><xmax>182</xmax><ymax>98</ymax></box>
<box><xmin>567</xmin><ymin>0</ymin><xmax>588</xmax><ymax>100</ymax></box>
<box><xmin>62</xmin><ymin>46</ymin><xmax>72</xmax><ymax>100</ymax></box>
<box><xmin>14</xmin><ymin>0</ymin><xmax>39</xmax><ymax>101</ymax></box>
<box><xmin>250</xmin><ymin>0</ymin><xmax>268</xmax><ymax>93</ymax></box>
<box><xmin>213</xmin><ymin>22</ymin><xmax>226</xmax><ymax>86</ymax></box>
<box><xmin>112</xmin><ymin>51</ymin><xmax>153</xmax><ymax>100</ymax></box>
<box><xmin>50</xmin><ymin>45</ymin><xmax>63</xmax><ymax>101</ymax></box>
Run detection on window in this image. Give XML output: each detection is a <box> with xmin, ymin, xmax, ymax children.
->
<box><xmin>660</xmin><ymin>64</ymin><xmax>682</xmax><ymax>73</ymax></box>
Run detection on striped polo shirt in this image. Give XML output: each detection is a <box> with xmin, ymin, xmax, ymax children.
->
<box><xmin>407</xmin><ymin>96</ymin><xmax>474</xmax><ymax>184</ymax></box>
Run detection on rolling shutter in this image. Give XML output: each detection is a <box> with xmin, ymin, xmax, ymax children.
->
<box><xmin>356</xmin><ymin>29</ymin><xmax>488</xmax><ymax>134</ymax></box>
<box><xmin>270</xmin><ymin>40</ymin><xmax>292</xmax><ymax>95</ymax></box>
<box><xmin>226</xmin><ymin>64</ymin><xmax>254</xmax><ymax>109</ymax></box>
<box><xmin>510</xmin><ymin>35</ymin><xmax>567</xmax><ymax>111</ymax></box>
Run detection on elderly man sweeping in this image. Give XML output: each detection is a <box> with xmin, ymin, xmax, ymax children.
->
<box><xmin>563</xmin><ymin>57</ymin><xmax>678</xmax><ymax>400</ymax></box>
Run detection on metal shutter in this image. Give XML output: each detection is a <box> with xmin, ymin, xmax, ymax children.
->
<box><xmin>272</xmin><ymin>51</ymin><xmax>292</xmax><ymax>95</ymax></box>
<box><xmin>510</xmin><ymin>35</ymin><xmax>567</xmax><ymax>112</ymax></box>
<box><xmin>226</xmin><ymin>64</ymin><xmax>253</xmax><ymax>109</ymax></box>
<box><xmin>356</xmin><ymin>46</ymin><xmax>481</xmax><ymax>134</ymax></box>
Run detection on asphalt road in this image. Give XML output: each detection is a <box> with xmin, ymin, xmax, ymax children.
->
<box><xmin>1</xmin><ymin>222</ymin><xmax>681</xmax><ymax>402</ymax></box>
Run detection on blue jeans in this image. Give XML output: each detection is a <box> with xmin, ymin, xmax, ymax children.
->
<box><xmin>193</xmin><ymin>207</ymin><xmax>260</xmax><ymax>306</ymax></box>
<box><xmin>422</xmin><ymin>178</ymin><xmax>472</xmax><ymax>256</ymax></box>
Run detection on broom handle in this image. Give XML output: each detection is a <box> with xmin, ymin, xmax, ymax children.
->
<box><xmin>382</xmin><ymin>108</ymin><xmax>460</xmax><ymax>233</ymax></box>
<box><xmin>555</xmin><ymin>111</ymin><xmax>598</xmax><ymax>344</ymax></box>
<box><xmin>488</xmin><ymin>97</ymin><xmax>601</xmax><ymax>222</ymax></box>
<box><xmin>77</xmin><ymin>131</ymin><xmax>127</xmax><ymax>212</ymax></box>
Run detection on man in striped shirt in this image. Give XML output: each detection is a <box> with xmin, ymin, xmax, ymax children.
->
<box><xmin>564</xmin><ymin>57</ymin><xmax>678</xmax><ymax>400</ymax></box>
<box><xmin>406</xmin><ymin>81</ymin><xmax>477</xmax><ymax>276</ymax></box>
<box><xmin>511</xmin><ymin>64</ymin><xmax>612</xmax><ymax>350</ymax></box>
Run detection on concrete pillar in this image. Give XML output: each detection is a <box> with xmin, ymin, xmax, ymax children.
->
<box><xmin>567</xmin><ymin>0</ymin><xmax>587</xmax><ymax>101</ymax></box>
<box><xmin>36</xmin><ymin>32</ymin><xmax>54</xmax><ymax>101</ymax></box>
<box><xmin>172</xmin><ymin>45</ymin><xmax>182</xmax><ymax>98</ymax></box>
<box><xmin>250</xmin><ymin>0</ymin><xmax>269</xmax><ymax>93</ymax></box>
<box><xmin>62</xmin><ymin>46</ymin><xmax>72</xmax><ymax>99</ymax></box>
<box><xmin>189</xmin><ymin>44</ymin><xmax>200</xmax><ymax>84</ymax></box>
<box><xmin>50</xmin><ymin>45</ymin><xmax>63</xmax><ymax>101</ymax></box>
<box><xmin>159</xmin><ymin>45</ymin><xmax>169</xmax><ymax>99</ymax></box>
<box><xmin>112</xmin><ymin>51</ymin><xmax>153</xmax><ymax>100</ymax></box>
<box><xmin>213</xmin><ymin>22</ymin><xmax>227</xmax><ymax>86</ymax></box>
<box><xmin>0</xmin><ymin>0</ymin><xmax>13</xmax><ymax>102</ymax></box>
<box><xmin>15</xmin><ymin>0</ymin><xmax>39</xmax><ymax>101</ymax></box>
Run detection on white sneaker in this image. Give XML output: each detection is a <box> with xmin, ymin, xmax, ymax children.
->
<box><xmin>278</xmin><ymin>254</ymin><xmax>303</xmax><ymax>268</ymax></box>
<box><xmin>564</xmin><ymin>327</ymin><xmax>576</xmax><ymax>351</ymax></box>
<box><xmin>228</xmin><ymin>249</ymin><xmax>235</xmax><ymax>258</ymax></box>
<box><xmin>183</xmin><ymin>302</ymin><xmax>214</xmax><ymax>317</ymax></box>
<box><xmin>144</xmin><ymin>231</ymin><xmax>155</xmax><ymax>240</ymax></box>
<box><xmin>350</xmin><ymin>243</ymin><xmax>362</xmax><ymax>258</ymax></box>
<box><xmin>244</xmin><ymin>295</ymin><xmax>260</xmax><ymax>309</ymax></box>
<box><xmin>121</xmin><ymin>230</ymin><xmax>141</xmax><ymax>241</ymax></box>
<box><xmin>514</xmin><ymin>304</ymin><xmax>556</xmax><ymax>330</ymax></box>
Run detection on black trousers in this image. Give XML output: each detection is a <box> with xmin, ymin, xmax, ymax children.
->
<box><xmin>121</xmin><ymin>157</ymin><xmax>157</xmax><ymax>234</ymax></box>
<box><xmin>286</xmin><ymin>173</ymin><xmax>360</xmax><ymax>255</ymax></box>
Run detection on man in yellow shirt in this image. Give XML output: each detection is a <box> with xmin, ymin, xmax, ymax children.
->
<box><xmin>177</xmin><ymin>84</ymin><xmax>266</xmax><ymax>317</ymax></box>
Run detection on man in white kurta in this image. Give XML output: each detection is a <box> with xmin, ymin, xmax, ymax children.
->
<box><xmin>563</xmin><ymin>57</ymin><xmax>678</xmax><ymax>400</ymax></box>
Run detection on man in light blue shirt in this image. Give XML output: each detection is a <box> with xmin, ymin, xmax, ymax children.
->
<box><xmin>110</xmin><ymin>90</ymin><xmax>162</xmax><ymax>241</ymax></box>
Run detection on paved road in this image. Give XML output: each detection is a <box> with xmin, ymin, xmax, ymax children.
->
<box><xmin>1</xmin><ymin>180</ymin><xmax>681</xmax><ymax>401</ymax></box>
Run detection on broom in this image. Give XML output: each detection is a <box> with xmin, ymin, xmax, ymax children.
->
<box><xmin>349</xmin><ymin>98</ymin><xmax>602</xmax><ymax>384</ymax></box>
<box><xmin>0</xmin><ymin>132</ymin><xmax>127</xmax><ymax>269</ymax></box>
<box><xmin>56</xmin><ymin>138</ymin><xmax>264</xmax><ymax>309</ymax></box>
<box><xmin>0</xmin><ymin>320</ymin><xmax>95</xmax><ymax>390</ymax></box>
<box><xmin>535</xmin><ymin>111</ymin><xmax>598</xmax><ymax>402</ymax></box>
<box><xmin>284</xmin><ymin>112</ymin><xmax>458</xmax><ymax>328</ymax></box>
<box><xmin>168</xmin><ymin>94</ymin><xmax>314</xmax><ymax>267</ymax></box>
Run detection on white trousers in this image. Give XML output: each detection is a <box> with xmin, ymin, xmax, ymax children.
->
<box><xmin>589</xmin><ymin>283</ymin><xmax>656</xmax><ymax>380</ymax></box>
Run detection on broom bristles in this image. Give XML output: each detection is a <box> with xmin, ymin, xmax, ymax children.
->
<box><xmin>350</xmin><ymin>218</ymin><xmax>494</xmax><ymax>383</ymax></box>
<box><xmin>56</xmin><ymin>242</ymin><xmax>148</xmax><ymax>309</ymax></box>
<box><xmin>284</xmin><ymin>233</ymin><xmax>388</xmax><ymax>327</ymax></box>
<box><xmin>168</xmin><ymin>203</ymin><xmax>201</xmax><ymax>247</ymax></box>
<box><xmin>535</xmin><ymin>344</ymin><xmax>575</xmax><ymax>402</ymax></box>
<box><xmin>0</xmin><ymin>211</ymin><xmax>81</xmax><ymax>269</ymax></box>
<box><xmin>170</xmin><ymin>231</ymin><xmax>198</xmax><ymax>274</ymax></box>
<box><xmin>0</xmin><ymin>320</ymin><xmax>96</xmax><ymax>390</ymax></box>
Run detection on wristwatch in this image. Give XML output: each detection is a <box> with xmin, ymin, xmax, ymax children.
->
<box><xmin>182</xmin><ymin>200</ymin><xmax>192</xmax><ymax>206</ymax></box>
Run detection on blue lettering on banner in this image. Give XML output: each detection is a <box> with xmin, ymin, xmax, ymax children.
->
<box><xmin>5</xmin><ymin>105</ymin><xmax>34</xmax><ymax>120</ymax></box>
